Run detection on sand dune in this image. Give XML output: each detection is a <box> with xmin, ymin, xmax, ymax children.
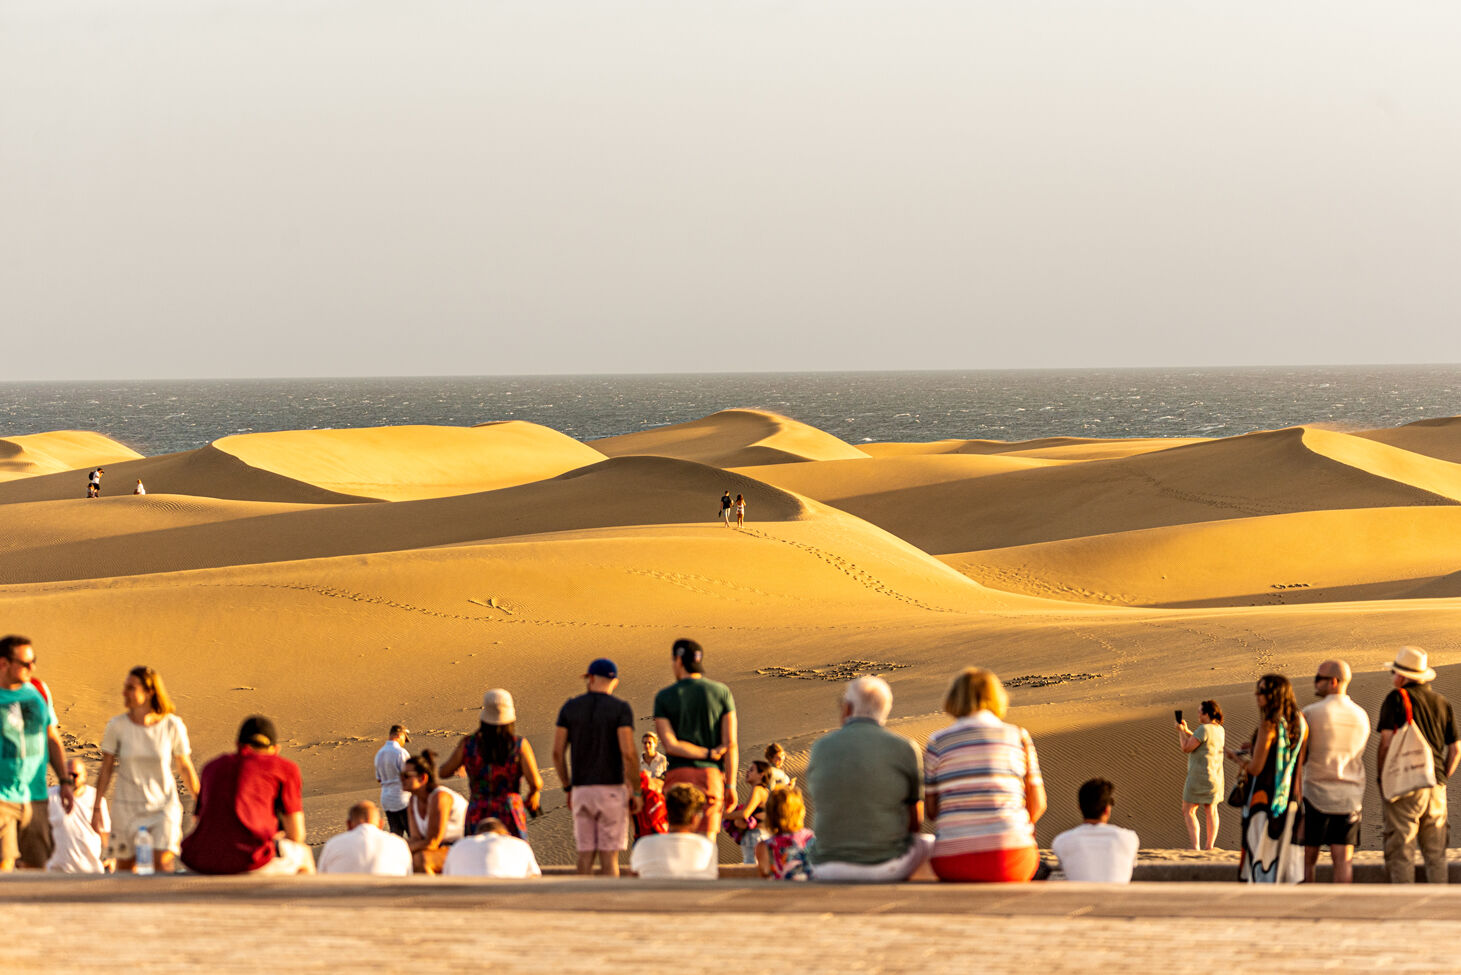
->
<box><xmin>7</xmin><ymin>412</ymin><xmax>1461</xmax><ymax>863</ymax></box>
<box><xmin>818</xmin><ymin>426</ymin><xmax>1461</xmax><ymax>554</ymax></box>
<box><xmin>0</xmin><ymin>431</ymin><xmax>142</xmax><ymax>482</ymax></box>
<box><xmin>943</xmin><ymin>506</ymin><xmax>1461</xmax><ymax>607</ymax></box>
<box><xmin>594</xmin><ymin>409</ymin><xmax>869</xmax><ymax>467</ymax></box>
<box><xmin>1357</xmin><ymin>414</ymin><xmax>1461</xmax><ymax>464</ymax></box>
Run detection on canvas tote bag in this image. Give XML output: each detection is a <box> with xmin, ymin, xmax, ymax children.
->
<box><xmin>1382</xmin><ymin>688</ymin><xmax>1437</xmax><ymax>800</ymax></box>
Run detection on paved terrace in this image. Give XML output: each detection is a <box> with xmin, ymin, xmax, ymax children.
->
<box><xmin>7</xmin><ymin>873</ymin><xmax>1461</xmax><ymax>974</ymax></box>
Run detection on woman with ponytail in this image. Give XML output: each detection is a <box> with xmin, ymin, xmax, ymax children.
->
<box><xmin>403</xmin><ymin>749</ymin><xmax>466</xmax><ymax>874</ymax></box>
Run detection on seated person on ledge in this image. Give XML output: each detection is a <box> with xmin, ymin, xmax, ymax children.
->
<box><xmin>806</xmin><ymin>676</ymin><xmax>932</xmax><ymax>882</ymax></box>
<box><xmin>317</xmin><ymin>800</ymin><xmax>411</xmax><ymax>876</ymax></box>
<box><xmin>630</xmin><ymin>783</ymin><xmax>718</xmax><ymax>880</ymax></box>
<box><xmin>443</xmin><ymin>817</ymin><xmax>541</xmax><ymax>878</ymax></box>
<box><xmin>180</xmin><ymin>715</ymin><xmax>314</xmax><ymax>875</ymax></box>
<box><xmin>1050</xmin><ymin>778</ymin><xmax>1139</xmax><ymax>883</ymax></box>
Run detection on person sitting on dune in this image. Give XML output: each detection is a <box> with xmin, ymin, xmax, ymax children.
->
<box><xmin>1050</xmin><ymin>778</ymin><xmax>1139</xmax><ymax>883</ymax></box>
<box><xmin>630</xmin><ymin>783</ymin><xmax>718</xmax><ymax>880</ymax></box>
<box><xmin>317</xmin><ymin>800</ymin><xmax>411</xmax><ymax>876</ymax></box>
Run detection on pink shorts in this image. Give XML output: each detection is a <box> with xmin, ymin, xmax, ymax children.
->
<box><xmin>571</xmin><ymin>785</ymin><xmax>629</xmax><ymax>852</ymax></box>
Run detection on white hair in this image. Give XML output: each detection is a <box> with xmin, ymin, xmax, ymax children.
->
<box><xmin>844</xmin><ymin>676</ymin><xmax>894</xmax><ymax>724</ymax></box>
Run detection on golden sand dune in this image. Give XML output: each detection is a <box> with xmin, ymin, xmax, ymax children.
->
<box><xmin>819</xmin><ymin>426</ymin><xmax>1461</xmax><ymax>554</ymax></box>
<box><xmin>1357</xmin><ymin>415</ymin><xmax>1461</xmax><ymax>464</ymax></box>
<box><xmin>732</xmin><ymin>454</ymin><xmax>1054</xmax><ymax>502</ymax></box>
<box><xmin>594</xmin><ymin>409</ymin><xmax>869</xmax><ymax>467</ymax></box>
<box><xmin>0</xmin><ymin>431</ymin><xmax>142</xmax><ymax>481</ymax></box>
<box><xmin>862</xmin><ymin>436</ymin><xmax>1206</xmax><ymax>461</ymax></box>
<box><xmin>943</xmin><ymin>506</ymin><xmax>1461</xmax><ymax>607</ymax></box>
<box><xmin>0</xmin><ymin>456</ymin><xmax>824</xmax><ymax>584</ymax></box>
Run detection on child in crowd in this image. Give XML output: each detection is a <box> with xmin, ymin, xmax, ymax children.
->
<box><xmin>630</xmin><ymin>783</ymin><xmax>718</xmax><ymax>880</ymax></box>
<box><xmin>764</xmin><ymin>742</ymin><xmax>792</xmax><ymax>790</ymax></box>
<box><xmin>755</xmin><ymin>786</ymin><xmax>813</xmax><ymax>880</ymax></box>
<box><xmin>641</xmin><ymin>732</ymin><xmax>667</xmax><ymax>787</ymax></box>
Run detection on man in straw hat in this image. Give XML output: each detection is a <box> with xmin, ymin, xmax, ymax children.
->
<box><xmin>1376</xmin><ymin>646</ymin><xmax>1459</xmax><ymax>884</ymax></box>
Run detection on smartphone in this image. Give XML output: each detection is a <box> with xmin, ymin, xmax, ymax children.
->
<box><xmin>1174</xmin><ymin>709</ymin><xmax>1183</xmax><ymax>723</ymax></box>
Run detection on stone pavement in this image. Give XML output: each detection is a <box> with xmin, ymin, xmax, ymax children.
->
<box><xmin>7</xmin><ymin>874</ymin><xmax>1461</xmax><ymax>974</ymax></box>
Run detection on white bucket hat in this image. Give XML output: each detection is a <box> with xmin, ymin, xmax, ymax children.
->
<box><xmin>1384</xmin><ymin>645</ymin><xmax>1436</xmax><ymax>683</ymax></box>
<box><xmin>479</xmin><ymin>688</ymin><xmax>516</xmax><ymax>725</ymax></box>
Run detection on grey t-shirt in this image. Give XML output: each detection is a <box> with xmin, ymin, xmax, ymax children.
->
<box><xmin>806</xmin><ymin>718</ymin><xmax>922</xmax><ymax>866</ymax></box>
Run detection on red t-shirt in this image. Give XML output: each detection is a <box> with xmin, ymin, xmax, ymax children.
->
<box><xmin>181</xmin><ymin>749</ymin><xmax>303</xmax><ymax>874</ymax></box>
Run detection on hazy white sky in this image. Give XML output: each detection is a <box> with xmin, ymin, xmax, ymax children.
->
<box><xmin>4</xmin><ymin>2</ymin><xmax>1460</xmax><ymax>379</ymax></box>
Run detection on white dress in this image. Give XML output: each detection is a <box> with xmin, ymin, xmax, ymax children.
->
<box><xmin>100</xmin><ymin>713</ymin><xmax>191</xmax><ymax>857</ymax></box>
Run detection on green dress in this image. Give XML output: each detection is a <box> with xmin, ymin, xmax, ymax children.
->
<box><xmin>1183</xmin><ymin>723</ymin><xmax>1225</xmax><ymax>804</ymax></box>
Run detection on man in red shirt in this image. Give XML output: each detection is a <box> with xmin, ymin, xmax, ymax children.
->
<box><xmin>180</xmin><ymin>716</ymin><xmax>315</xmax><ymax>875</ymax></box>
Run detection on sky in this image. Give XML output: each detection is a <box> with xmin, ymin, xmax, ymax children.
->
<box><xmin>4</xmin><ymin>1</ymin><xmax>1461</xmax><ymax>380</ymax></box>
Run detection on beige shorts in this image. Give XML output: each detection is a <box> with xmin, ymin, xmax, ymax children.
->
<box><xmin>572</xmin><ymin>785</ymin><xmax>629</xmax><ymax>852</ymax></box>
<box><xmin>0</xmin><ymin>800</ymin><xmax>53</xmax><ymax>867</ymax></box>
<box><xmin>109</xmin><ymin>803</ymin><xmax>184</xmax><ymax>859</ymax></box>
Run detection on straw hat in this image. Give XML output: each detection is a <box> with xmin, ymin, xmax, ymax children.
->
<box><xmin>1384</xmin><ymin>645</ymin><xmax>1436</xmax><ymax>683</ymax></box>
<box><xmin>479</xmin><ymin>688</ymin><xmax>516</xmax><ymax>725</ymax></box>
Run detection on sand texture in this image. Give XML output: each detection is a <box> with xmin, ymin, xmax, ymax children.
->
<box><xmin>4</xmin><ymin>409</ymin><xmax>1461</xmax><ymax>864</ymax></box>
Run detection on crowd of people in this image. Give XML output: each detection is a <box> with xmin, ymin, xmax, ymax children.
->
<box><xmin>2</xmin><ymin>631</ymin><xmax>1455</xmax><ymax>885</ymax></box>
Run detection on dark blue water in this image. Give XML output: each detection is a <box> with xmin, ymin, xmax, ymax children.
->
<box><xmin>0</xmin><ymin>366</ymin><xmax>1457</xmax><ymax>456</ymax></box>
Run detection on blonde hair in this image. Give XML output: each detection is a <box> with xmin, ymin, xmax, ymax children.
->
<box><xmin>128</xmin><ymin>666</ymin><xmax>176</xmax><ymax>716</ymax></box>
<box><xmin>764</xmin><ymin>786</ymin><xmax>806</xmax><ymax>834</ymax></box>
<box><xmin>943</xmin><ymin>667</ymin><xmax>1007</xmax><ymax>720</ymax></box>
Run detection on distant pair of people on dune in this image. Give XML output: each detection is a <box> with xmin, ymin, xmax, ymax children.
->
<box><xmin>720</xmin><ymin>491</ymin><xmax>745</xmax><ymax>528</ymax></box>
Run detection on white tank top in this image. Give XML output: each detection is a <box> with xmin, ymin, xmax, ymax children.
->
<box><xmin>411</xmin><ymin>786</ymin><xmax>466</xmax><ymax>842</ymax></box>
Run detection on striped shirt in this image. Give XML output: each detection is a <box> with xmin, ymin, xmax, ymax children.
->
<box><xmin>924</xmin><ymin>711</ymin><xmax>1041</xmax><ymax>856</ymax></box>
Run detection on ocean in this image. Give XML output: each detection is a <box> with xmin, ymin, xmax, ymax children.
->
<box><xmin>0</xmin><ymin>366</ymin><xmax>1458</xmax><ymax>457</ymax></box>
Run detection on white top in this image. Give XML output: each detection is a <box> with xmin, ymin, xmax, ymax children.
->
<box><xmin>46</xmin><ymin>784</ymin><xmax>109</xmax><ymax>874</ymax></box>
<box><xmin>133</xmin><ymin>483</ymin><xmax>146</xmax><ymax>495</ymax></box>
<box><xmin>317</xmin><ymin>823</ymin><xmax>412</xmax><ymax>876</ymax></box>
<box><xmin>1301</xmin><ymin>694</ymin><xmax>1371</xmax><ymax>814</ymax></box>
<box><xmin>374</xmin><ymin>741</ymin><xmax>410</xmax><ymax>812</ymax></box>
<box><xmin>100</xmin><ymin>713</ymin><xmax>191</xmax><ymax>815</ymax></box>
<box><xmin>442</xmin><ymin>833</ymin><xmax>542</xmax><ymax>878</ymax></box>
<box><xmin>1050</xmin><ymin>823</ymin><xmax>1140</xmax><ymax>883</ymax></box>
<box><xmin>641</xmin><ymin>753</ymin><xmax>667</xmax><ymax>780</ymax></box>
<box><xmin>630</xmin><ymin>832</ymin><xmax>718</xmax><ymax>880</ymax></box>
<box><xmin>410</xmin><ymin>786</ymin><xmax>467</xmax><ymax>843</ymax></box>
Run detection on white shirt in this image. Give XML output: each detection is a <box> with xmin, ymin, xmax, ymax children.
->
<box><xmin>316</xmin><ymin>823</ymin><xmax>412</xmax><ymax>876</ymax></box>
<box><xmin>1301</xmin><ymin>694</ymin><xmax>1370</xmax><ymax>814</ymax></box>
<box><xmin>1050</xmin><ymin>823</ymin><xmax>1140</xmax><ymax>883</ymax></box>
<box><xmin>442</xmin><ymin>834</ymin><xmax>542</xmax><ymax>878</ymax></box>
<box><xmin>410</xmin><ymin>787</ymin><xmax>467</xmax><ymax>843</ymax></box>
<box><xmin>374</xmin><ymin>741</ymin><xmax>409</xmax><ymax>813</ymax></box>
<box><xmin>630</xmin><ymin>832</ymin><xmax>718</xmax><ymax>880</ymax></box>
<box><xmin>46</xmin><ymin>784</ymin><xmax>109</xmax><ymax>873</ymax></box>
<box><xmin>100</xmin><ymin>713</ymin><xmax>191</xmax><ymax>815</ymax></box>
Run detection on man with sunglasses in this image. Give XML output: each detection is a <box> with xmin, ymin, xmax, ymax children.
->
<box><xmin>0</xmin><ymin>635</ymin><xmax>75</xmax><ymax>871</ymax></box>
<box><xmin>1298</xmin><ymin>659</ymin><xmax>1369</xmax><ymax>883</ymax></box>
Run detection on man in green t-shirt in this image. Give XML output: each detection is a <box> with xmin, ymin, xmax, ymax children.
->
<box><xmin>0</xmin><ymin>635</ymin><xmax>75</xmax><ymax>870</ymax></box>
<box><xmin>653</xmin><ymin>638</ymin><xmax>737</xmax><ymax>836</ymax></box>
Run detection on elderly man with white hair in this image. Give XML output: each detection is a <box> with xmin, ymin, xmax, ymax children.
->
<box><xmin>805</xmin><ymin>676</ymin><xmax>931</xmax><ymax>881</ymax></box>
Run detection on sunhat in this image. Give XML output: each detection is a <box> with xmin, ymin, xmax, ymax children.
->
<box><xmin>480</xmin><ymin>688</ymin><xmax>516</xmax><ymax>725</ymax></box>
<box><xmin>1384</xmin><ymin>645</ymin><xmax>1436</xmax><ymax>683</ymax></box>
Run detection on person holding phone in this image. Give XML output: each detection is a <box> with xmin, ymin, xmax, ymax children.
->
<box><xmin>1175</xmin><ymin>700</ymin><xmax>1225</xmax><ymax>850</ymax></box>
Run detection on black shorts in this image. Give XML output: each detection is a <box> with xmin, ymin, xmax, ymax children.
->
<box><xmin>1300</xmin><ymin>799</ymin><xmax>1361</xmax><ymax>848</ymax></box>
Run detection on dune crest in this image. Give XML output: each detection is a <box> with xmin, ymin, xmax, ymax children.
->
<box><xmin>0</xmin><ymin>431</ymin><xmax>142</xmax><ymax>482</ymax></box>
<box><xmin>1357</xmin><ymin>415</ymin><xmax>1461</xmax><ymax>464</ymax></box>
<box><xmin>594</xmin><ymin>409</ymin><xmax>869</xmax><ymax>467</ymax></box>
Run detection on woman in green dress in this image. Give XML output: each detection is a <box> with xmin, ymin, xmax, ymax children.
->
<box><xmin>1176</xmin><ymin>700</ymin><xmax>1225</xmax><ymax>850</ymax></box>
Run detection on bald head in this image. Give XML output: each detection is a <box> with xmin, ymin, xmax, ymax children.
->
<box><xmin>347</xmin><ymin>800</ymin><xmax>381</xmax><ymax>829</ymax></box>
<box><xmin>1316</xmin><ymin>659</ymin><xmax>1352</xmax><ymax>697</ymax></box>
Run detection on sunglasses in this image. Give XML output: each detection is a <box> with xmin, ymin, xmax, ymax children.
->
<box><xmin>7</xmin><ymin>656</ymin><xmax>35</xmax><ymax>668</ymax></box>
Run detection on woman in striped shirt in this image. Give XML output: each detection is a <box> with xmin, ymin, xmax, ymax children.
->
<box><xmin>924</xmin><ymin>668</ymin><xmax>1046</xmax><ymax>882</ymax></box>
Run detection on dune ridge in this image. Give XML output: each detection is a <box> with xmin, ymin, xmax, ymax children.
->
<box><xmin>0</xmin><ymin>431</ymin><xmax>142</xmax><ymax>482</ymax></box>
<box><xmin>594</xmin><ymin>409</ymin><xmax>870</xmax><ymax>467</ymax></box>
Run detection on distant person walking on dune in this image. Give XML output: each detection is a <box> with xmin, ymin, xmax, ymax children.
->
<box><xmin>86</xmin><ymin>468</ymin><xmax>104</xmax><ymax>498</ymax></box>
<box><xmin>1176</xmin><ymin>700</ymin><xmax>1224</xmax><ymax>850</ymax></box>
<box><xmin>734</xmin><ymin>493</ymin><xmax>746</xmax><ymax>528</ymax></box>
<box><xmin>133</xmin><ymin>480</ymin><xmax>145</xmax><ymax>496</ymax></box>
<box><xmin>720</xmin><ymin>491</ymin><xmax>733</xmax><ymax>526</ymax></box>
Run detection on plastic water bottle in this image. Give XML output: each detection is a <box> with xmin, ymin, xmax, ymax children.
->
<box><xmin>134</xmin><ymin>826</ymin><xmax>154</xmax><ymax>875</ymax></box>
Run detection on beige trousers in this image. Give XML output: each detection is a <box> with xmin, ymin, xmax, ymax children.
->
<box><xmin>1382</xmin><ymin>783</ymin><xmax>1449</xmax><ymax>884</ymax></box>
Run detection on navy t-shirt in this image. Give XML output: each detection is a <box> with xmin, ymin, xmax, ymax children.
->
<box><xmin>556</xmin><ymin>692</ymin><xmax>635</xmax><ymax>786</ymax></box>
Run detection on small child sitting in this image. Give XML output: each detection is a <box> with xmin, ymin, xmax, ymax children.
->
<box><xmin>755</xmin><ymin>786</ymin><xmax>813</xmax><ymax>881</ymax></box>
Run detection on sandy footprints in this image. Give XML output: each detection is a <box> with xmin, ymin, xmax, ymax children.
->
<box><xmin>738</xmin><ymin>527</ymin><xmax>961</xmax><ymax>613</ymax></box>
<box><xmin>619</xmin><ymin>567</ymin><xmax>779</xmax><ymax>600</ymax></box>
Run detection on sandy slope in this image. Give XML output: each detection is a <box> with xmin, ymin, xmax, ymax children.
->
<box><xmin>7</xmin><ymin>412</ymin><xmax>1461</xmax><ymax>863</ymax></box>
<box><xmin>0</xmin><ymin>431</ymin><xmax>142</xmax><ymax>482</ymax></box>
<box><xmin>863</xmin><ymin>436</ymin><xmax>1207</xmax><ymax>461</ymax></box>
<box><xmin>594</xmin><ymin>409</ymin><xmax>870</xmax><ymax>467</ymax></box>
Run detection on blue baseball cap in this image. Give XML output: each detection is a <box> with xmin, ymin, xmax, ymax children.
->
<box><xmin>585</xmin><ymin>658</ymin><xmax>618</xmax><ymax>679</ymax></box>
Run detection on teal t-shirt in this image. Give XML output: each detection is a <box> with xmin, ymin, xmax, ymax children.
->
<box><xmin>0</xmin><ymin>684</ymin><xmax>57</xmax><ymax>803</ymax></box>
<box><xmin>653</xmin><ymin>677</ymin><xmax>735</xmax><ymax>771</ymax></box>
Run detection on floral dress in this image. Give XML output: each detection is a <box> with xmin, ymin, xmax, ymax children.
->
<box><xmin>463</xmin><ymin>734</ymin><xmax>529</xmax><ymax>839</ymax></box>
<box><xmin>764</xmin><ymin>828</ymin><xmax>814</xmax><ymax>880</ymax></box>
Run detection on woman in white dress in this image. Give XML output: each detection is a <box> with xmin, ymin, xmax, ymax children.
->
<box><xmin>92</xmin><ymin>666</ymin><xmax>200</xmax><ymax>873</ymax></box>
